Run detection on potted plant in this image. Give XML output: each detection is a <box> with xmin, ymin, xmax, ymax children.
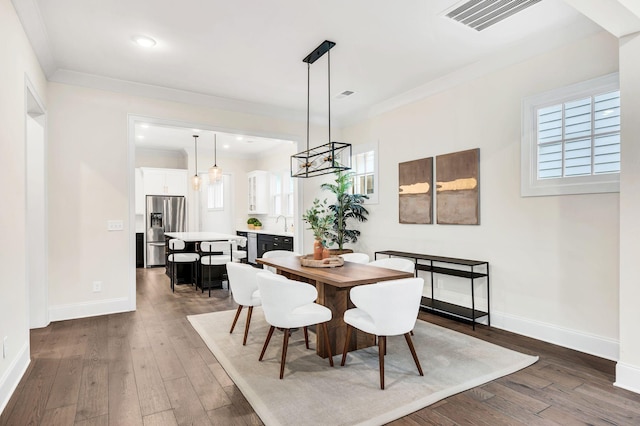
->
<box><xmin>247</xmin><ymin>217</ymin><xmax>262</xmax><ymax>230</ymax></box>
<box><xmin>321</xmin><ymin>170</ymin><xmax>369</xmax><ymax>253</ymax></box>
<box><xmin>302</xmin><ymin>198</ymin><xmax>335</xmax><ymax>260</ymax></box>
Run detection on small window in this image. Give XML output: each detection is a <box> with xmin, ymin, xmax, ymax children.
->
<box><xmin>350</xmin><ymin>142</ymin><xmax>378</xmax><ymax>204</ymax></box>
<box><xmin>270</xmin><ymin>171</ymin><xmax>294</xmax><ymax>216</ymax></box>
<box><xmin>522</xmin><ymin>73</ymin><xmax>620</xmax><ymax>197</ymax></box>
<box><xmin>207</xmin><ymin>178</ymin><xmax>224</xmax><ymax>210</ymax></box>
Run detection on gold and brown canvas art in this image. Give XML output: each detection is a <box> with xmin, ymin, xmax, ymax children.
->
<box><xmin>436</xmin><ymin>148</ymin><xmax>480</xmax><ymax>225</ymax></box>
<box><xmin>399</xmin><ymin>157</ymin><xmax>433</xmax><ymax>224</ymax></box>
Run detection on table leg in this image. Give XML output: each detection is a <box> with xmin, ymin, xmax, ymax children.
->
<box><xmin>314</xmin><ymin>281</ymin><xmax>375</xmax><ymax>358</ymax></box>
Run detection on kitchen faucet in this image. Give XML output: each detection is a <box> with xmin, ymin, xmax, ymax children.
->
<box><xmin>276</xmin><ymin>215</ymin><xmax>288</xmax><ymax>232</ymax></box>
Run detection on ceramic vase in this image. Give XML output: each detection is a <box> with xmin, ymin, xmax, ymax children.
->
<box><xmin>322</xmin><ymin>246</ymin><xmax>330</xmax><ymax>259</ymax></box>
<box><xmin>313</xmin><ymin>239</ymin><xmax>323</xmax><ymax>260</ymax></box>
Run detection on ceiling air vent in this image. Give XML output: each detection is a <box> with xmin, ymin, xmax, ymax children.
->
<box><xmin>445</xmin><ymin>0</ymin><xmax>543</xmax><ymax>31</ymax></box>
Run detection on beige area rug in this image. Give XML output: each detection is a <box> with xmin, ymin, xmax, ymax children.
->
<box><xmin>188</xmin><ymin>308</ymin><xmax>537</xmax><ymax>426</ymax></box>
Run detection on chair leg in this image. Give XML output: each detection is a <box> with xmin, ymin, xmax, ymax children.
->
<box><xmin>379</xmin><ymin>336</ymin><xmax>386</xmax><ymax>390</ymax></box>
<box><xmin>303</xmin><ymin>326</ymin><xmax>309</xmax><ymax>349</ymax></box>
<box><xmin>321</xmin><ymin>323</ymin><xmax>334</xmax><ymax>367</ymax></box>
<box><xmin>169</xmin><ymin>261</ymin><xmax>174</xmax><ymax>292</ymax></box>
<box><xmin>172</xmin><ymin>262</ymin><xmax>177</xmax><ymax>292</ymax></box>
<box><xmin>404</xmin><ymin>333</ymin><xmax>424</xmax><ymax>376</ymax></box>
<box><xmin>202</xmin><ymin>263</ymin><xmax>205</xmax><ymax>293</ymax></box>
<box><xmin>259</xmin><ymin>326</ymin><xmax>275</xmax><ymax>361</ymax></box>
<box><xmin>243</xmin><ymin>306</ymin><xmax>254</xmax><ymax>346</ymax></box>
<box><xmin>340</xmin><ymin>324</ymin><xmax>353</xmax><ymax>366</ymax></box>
<box><xmin>230</xmin><ymin>305</ymin><xmax>243</xmax><ymax>333</ymax></box>
<box><xmin>280</xmin><ymin>328</ymin><xmax>290</xmax><ymax>379</ymax></box>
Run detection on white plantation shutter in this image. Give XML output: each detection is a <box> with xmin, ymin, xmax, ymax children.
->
<box><xmin>536</xmin><ymin>91</ymin><xmax>620</xmax><ymax>180</ymax></box>
<box><xmin>522</xmin><ymin>73</ymin><xmax>620</xmax><ymax>196</ymax></box>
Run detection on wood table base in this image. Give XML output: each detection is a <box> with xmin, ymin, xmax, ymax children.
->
<box><xmin>278</xmin><ymin>271</ymin><xmax>375</xmax><ymax>358</ymax></box>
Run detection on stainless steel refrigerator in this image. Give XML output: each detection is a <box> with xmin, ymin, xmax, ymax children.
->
<box><xmin>146</xmin><ymin>195</ymin><xmax>186</xmax><ymax>267</ymax></box>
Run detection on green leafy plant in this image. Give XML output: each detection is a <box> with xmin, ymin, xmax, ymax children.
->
<box><xmin>302</xmin><ymin>198</ymin><xmax>335</xmax><ymax>247</ymax></box>
<box><xmin>321</xmin><ymin>170</ymin><xmax>369</xmax><ymax>250</ymax></box>
<box><xmin>247</xmin><ymin>217</ymin><xmax>262</xmax><ymax>227</ymax></box>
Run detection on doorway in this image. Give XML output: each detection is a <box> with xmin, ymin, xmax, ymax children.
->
<box><xmin>25</xmin><ymin>81</ymin><xmax>48</xmax><ymax>329</ymax></box>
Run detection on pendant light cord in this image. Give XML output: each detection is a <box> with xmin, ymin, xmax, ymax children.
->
<box><xmin>306</xmin><ymin>62</ymin><xmax>310</xmax><ymax>153</ymax></box>
<box><xmin>328</xmin><ymin>48</ymin><xmax>331</xmax><ymax>144</ymax></box>
<box><xmin>194</xmin><ymin>135</ymin><xmax>198</xmax><ymax>173</ymax></box>
<box><xmin>214</xmin><ymin>134</ymin><xmax>217</xmax><ymax>167</ymax></box>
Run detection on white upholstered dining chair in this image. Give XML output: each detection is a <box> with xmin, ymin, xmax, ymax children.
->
<box><xmin>225</xmin><ymin>262</ymin><xmax>264</xmax><ymax>345</ymax></box>
<box><xmin>340</xmin><ymin>252</ymin><xmax>370</xmax><ymax>264</ymax></box>
<box><xmin>261</xmin><ymin>250</ymin><xmax>301</xmax><ymax>273</ymax></box>
<box><xmin>341</xmin><ymin>277</ymin><xmax>425</xmax><ymax>389</ymax></box>
<box><xmin>368</xmin><ymin>257</ymin><xmax>415</xmax><ymax>274</ymax></box>
<box><xmin>256</xmin><ymin>272</ymin><xmax>334</xmax><ymax>379</ymax></box>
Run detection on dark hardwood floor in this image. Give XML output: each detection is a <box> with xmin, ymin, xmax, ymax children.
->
<box><xmin>2</xmin><ymin>267</ymin><xmax>640</xmax><ymax>425</ymax></box>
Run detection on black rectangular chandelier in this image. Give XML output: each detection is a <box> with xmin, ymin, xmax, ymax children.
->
<box><xmin>291</xmin><ymin>40</ymin><xmax>352</xmax><ymax>178</ymax></box>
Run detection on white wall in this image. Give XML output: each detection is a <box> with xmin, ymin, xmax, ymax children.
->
<box><xmin>0</xmin><ymin>0</ymin><xmax>47</xmax><ymax>413</ymax></box>
<box><xmin>617</xmin><ymin>31</ymin><xmax>640</xmax><ymax>393</ymax></box>
<box><xmin>302</xmin><ymin>31</ymin><xmax>621</xmax><ymax>360</ymax></box>
<box><xmin>46</xmin><ymin>81</ymin><xmax>328</xmax><ymax>321</ymax></box>
<box><xmin>135</xmin><ymin>147</ymin><xmax>187</xmax><ymax>169</ymax></box>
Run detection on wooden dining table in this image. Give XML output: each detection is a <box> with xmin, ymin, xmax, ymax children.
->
<box><xmin>256</xmin><ymin>255</ymin><xmax>414</xmax><ymax>358</ymax></box>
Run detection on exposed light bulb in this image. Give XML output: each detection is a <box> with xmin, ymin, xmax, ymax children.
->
<box><xmin>209</xmin><ymin>166</ymin><xmax>222</xmax><ymax>183</ymax></box>
<box><xmin>209</xmin><ymin>133</ymin><xmax>222</xmax><ymax>182</ymax></box>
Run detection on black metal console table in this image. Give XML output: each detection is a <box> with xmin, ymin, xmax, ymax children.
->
<box><xmin>374</xmin><ymin>250</ymin><xmax>490</xmax><ymax>329</ymax></box>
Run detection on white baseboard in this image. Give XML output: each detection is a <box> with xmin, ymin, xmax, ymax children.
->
<box><xmin>491</xmin><ymin>310</ymin><xmax>619</xmax><ymax>361</ymax></box>
<box><xmin>0</xmin><ymin>342</ymin><xmax>30</xmax><ymax>416</ymax></box>
<box><xmin>49</xmin><ymin>297</ymin><xmax>133</xmax><ymax>322</ymax></box>
<box><xmin>615</xmin><ymin>362</ymin><xmax>640</xmax><ymax>394</ymax></box>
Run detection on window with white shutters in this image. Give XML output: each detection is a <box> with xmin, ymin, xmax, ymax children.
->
<box><xmin>521</xmin><ymin>73</ymin><xmax>620</xmax><ymax>197</ymax></box>
<box><xmin>350</xmin><ymin>142</ymin><xmax>379</xmax><ymax>204</ymax></box>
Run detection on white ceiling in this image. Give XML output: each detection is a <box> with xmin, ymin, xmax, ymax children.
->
<box><xmin>14</xmin><ymin>0</ymin><xmax>615</xmax><ymax>154</ymax></box>
<box><xmin>135</xmin><ymin>123</ymin><xmax>295</xmax><ymax>158</ymax></box>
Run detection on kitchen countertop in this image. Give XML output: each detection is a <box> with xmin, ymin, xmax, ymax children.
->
<box><xmin>165</xmin><ymin>232</ymin><xmax>245</xmax><ymax>242</ymax></box>
<box><xmin>236</xmin><ymin>228</ymin><xmax>294</xmax><ymax>238</ymax></box>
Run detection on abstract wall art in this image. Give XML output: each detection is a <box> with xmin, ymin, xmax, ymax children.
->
<box><xmin>399</xmin><ymin>157</ymin><xmax>433</xmax><ymax>224</ymax></box>
<box><xmin>436</xmin><ymin>148</ymin><xmax>480</xmax><ymax>225</ymax></box>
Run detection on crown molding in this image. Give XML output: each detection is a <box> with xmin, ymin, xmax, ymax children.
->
<box><xmin>50</xmin><ymin>69</ymin><xmax>323</xmax><ymax>124</ymax></box>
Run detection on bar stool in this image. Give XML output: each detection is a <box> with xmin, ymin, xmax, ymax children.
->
<box><xmin>167</xmin><ymin>239</ymin><xmax>200</xmax><ymax>292</ymax></box>
<box><xmin>232</xmin><ymin>238</ymin><xmax>248</xmax><ymax>264</ymax></box>
<box><xmin>200</xmin><ymin>241</ymin><xmax>233</xmax><ymax>296</ymax></box>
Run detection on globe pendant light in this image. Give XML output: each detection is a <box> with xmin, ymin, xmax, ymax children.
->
<box><xmin>208</xmin><ymin>133</ymin><xmax>222</xmax><ymax>183</ymax></box>
<box><xmin>291</xmin><ymin>40</ymin><xmax>351</xmax><ymax>178</ymax></box>
<box><xmin>192</xmin><ymin>135</ymin><xmax>201</xmax><ymax>190</ymax></box>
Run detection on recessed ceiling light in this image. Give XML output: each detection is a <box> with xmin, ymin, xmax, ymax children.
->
<box><xmin>140</xmin><ymin>123</ymin><xmax>149</xmax><ymax>128</ymax></box>
<box><xmin>236</xmin><ymin>136</ymin><xmax>243</xmax><ymax>141</ymax></box>
<box><xmin>335</xmin><ymin>90</ymin><xmax>355</xmax><ymax>99</ymax></box>
<box><xmin>137</xmin><ymin>135</ymin><xmax>145</xmax><ymax>139</ymax></box>
<box><xmin>223</xmin><ymin>144</ymin><xmax>230</xmax><ymax>149</ymax></box>
<box><xmin>132</xmin><ymin>35</ymin><xmax>156</xmax><ymax>48</ymax></box>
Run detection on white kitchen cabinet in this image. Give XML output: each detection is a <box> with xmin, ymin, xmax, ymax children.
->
<box><xmin>248</xmin><ymin>170</ymin><xmax>269</xmax><ymax>214</ymax></box>
<box><xmin>142</xmin><ymin>167</ymin><xmax>188</xmax><ymax>196</ymax></box>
